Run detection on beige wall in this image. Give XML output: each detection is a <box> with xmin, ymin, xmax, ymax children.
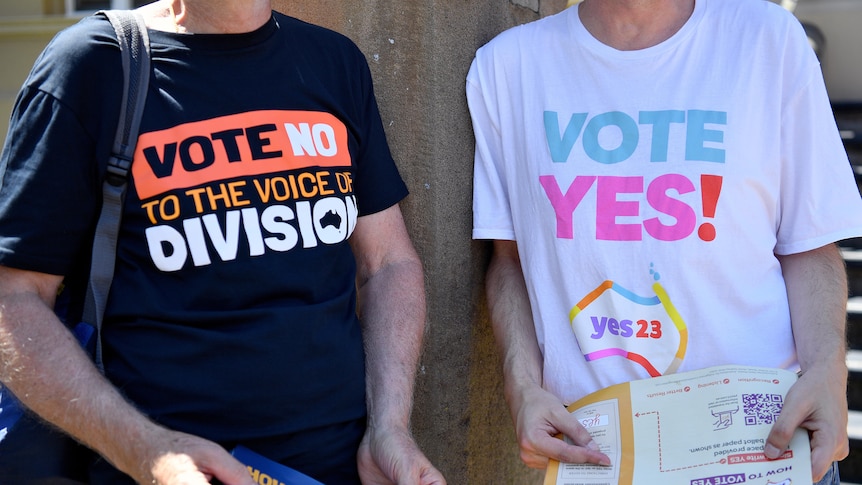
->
<box><xmin>3</xmin><ymin>0</ymin><xmax>44</xmax><ymax>17</ymax></box>
<box><xmin>0</xmin><ymin>16</ymin><xmax>76</xmax><ymax>145</ymax></box>
<box><xmin>269</xmin><ymin>1</ymin><xmax>564</xmax><ymax>483</ymax></box>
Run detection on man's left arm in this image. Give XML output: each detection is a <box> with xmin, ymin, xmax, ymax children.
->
<box><xmin>349</xmin><ymin>204</ymin><xmax>446</xmax><ymax>485</ymax></box>
<box><xmin>767</xmin><ymin>243</ymin><xmax>850</xmax><ymax>481</ymax></box>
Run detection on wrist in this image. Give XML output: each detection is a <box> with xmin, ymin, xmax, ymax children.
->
<box><xmin>503</xmin><ymin>368</ymin><xmax>543</xmax><ymax>405</ymax></box>
<box><xmin>96</xmin><ymin>415</ymin><xmax>167</xmax><ymax>482</ymax></box>
<box><xmin>799</xmin><ymin>353</ymin><xmax>848</xmax><ymax>375</ymax></box>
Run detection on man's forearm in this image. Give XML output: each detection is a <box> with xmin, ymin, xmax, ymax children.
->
<box><xmin>778</xmin><ymin>243</ymin><xmax>848</xmax><ymax>372</ymax></box>
<box><xmin>0</xmin><ymin>268</ymin><xmax>163</xmax><ymax>479</ymax></box>
<box><xmin>486</xmin><ymin>240</ymin><xmax>544</xmax><ymax>407</ymax></box>
<box><xmin>358</xmin><ymin>257</ymin><xmax>426</xmax><ymax>428</ymax></box>
<box><xmin>351</xmin><ymin>205</ymin><xmax>427</xmax><ymax>428</ymax></box>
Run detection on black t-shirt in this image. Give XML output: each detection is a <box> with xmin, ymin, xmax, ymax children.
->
<box><xmin>0</xmin><ymin>12</ymin><xmax>407</xmax><ymax>443</ymax></box>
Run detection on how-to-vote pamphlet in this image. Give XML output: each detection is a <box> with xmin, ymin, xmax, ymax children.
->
<box><xmin>544</xmin><ymin>365</ymin><xmax>810</xmax><ymax>485</ymax></box>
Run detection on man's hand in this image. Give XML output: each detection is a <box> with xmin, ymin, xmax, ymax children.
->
<box><xmin>357</xmin><ymin>425</ymin><xmax>446</xmax><ymax>485</ymax></box>
<box><xmin>511</xmin><ymin>384</ymin><xmax>610</xmax><ymax>469</ymax></box>
<box><xmin>765</xmin><ymin>363</ymin><xmax>849</xmax><ymax>482</ymax></box>
<box><xmin>112</xmin><ymin>426</ymin><xmax>256</xmax><ymax>485</ymax></box>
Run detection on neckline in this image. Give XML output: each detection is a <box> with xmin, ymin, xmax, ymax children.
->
<box><xmin>569</xmin><ymin>0</ymin><xmax>705</xmax><ymax>59</ymax></box>
<box><xmin>146</xmin><ymin>12</ymin><xmax>280</xmax><ymax>52</ymax></box>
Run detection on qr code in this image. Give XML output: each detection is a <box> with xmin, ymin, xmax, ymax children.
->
<box><xmin>742</xmin><ymin>393</ymin><xmax>783</xmax><ymax>425</ymax></box>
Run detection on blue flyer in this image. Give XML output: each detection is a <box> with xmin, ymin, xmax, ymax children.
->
<box><xmin>231</xmin><ymin>445</ymin><xmax>325</xmax><ymax>485</ymax></box>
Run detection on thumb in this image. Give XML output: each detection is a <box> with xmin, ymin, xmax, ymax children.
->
<box><xmin>764</xmin><ymin>396</ymin><xmax>804</xmax><ymax>459</ymax></box>
<box><xmin>203</xmin><ymin>453</ymin><xmax>256</xmax><ymax>485</ymax></box>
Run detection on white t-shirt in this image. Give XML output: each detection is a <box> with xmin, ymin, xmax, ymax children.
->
<box><xmin>468</xmin><ymin>0</ymin><xmax>862</xmax><ymax>405</ymax></box>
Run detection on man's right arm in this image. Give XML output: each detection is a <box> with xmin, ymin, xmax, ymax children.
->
<box><xmin>0</xmin><ymin>265</ymin><xmax>254</xmax><ymax>485</ymax></box>
<box><xmin>486</xmin><ymin>240</ymin><xmax>610</xmax><ymax>469</ymax></box>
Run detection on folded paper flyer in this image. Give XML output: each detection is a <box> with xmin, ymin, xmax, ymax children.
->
<box><xmin>231</xmin><ymin>445</ymin><xmax>324</xmax><ymax>485</ymax></box>
<box><xmin>544</xmin><ymin>365</ymin><xmax>810</xmax><ymax>485</ymax></box>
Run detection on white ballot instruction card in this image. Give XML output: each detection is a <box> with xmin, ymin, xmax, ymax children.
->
<box><xmin>544</xmin><ymin>365</ymin><xmax>810</xmax><ymax>485</ymax></box>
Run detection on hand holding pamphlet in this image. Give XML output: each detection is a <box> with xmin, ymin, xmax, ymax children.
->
<box><xmin>544</xmin><ymin>365</ymin><xmax>810</xmax><ymax>485</ymax></box>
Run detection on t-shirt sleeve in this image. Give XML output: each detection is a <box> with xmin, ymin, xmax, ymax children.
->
<box><xmin>0</xmin><ymin>16</ymin><xmax>121</xmax><ymax>276</ymax></box>
<box><xmin>0</xmin><ymin>87</ymin><xmax>102</xmax><ymax>275</ymax></box>
<box><xmin>774</xmin><ymin>37</ymin><xmax>862</xmax><ymax>254</ymax></box>
<box><xmin>468</xmin><ymin>55</ymin><xmax>516</xmax><ymax>241</ymax></box>
<box><xmin>351</xmin><ymin>52</ymin><xmax>408</xmax><ymax>217</ymax></box>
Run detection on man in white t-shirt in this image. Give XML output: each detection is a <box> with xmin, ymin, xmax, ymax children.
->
<box><xmin>468</xmin><ymin>0</ymin><xmax>862</xmax><ymax>483</ymax></box>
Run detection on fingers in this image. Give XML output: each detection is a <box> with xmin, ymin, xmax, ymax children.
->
<box><xmin>527</xmin><ymin>434</ymin><xmax>610</xmax><ymax>468</ymax></box>
<box><xmin>517</xmin><ymin>406</ymin><xmax>611</xmax><ymax>468</ymax></box>
<box><xmin>146</xmin><ymin>432</ymin><xmax>255</xmax><ymax>485</ymax></box>
<box><xmin>764</xmin><ymin>414</ymin><xmax>796</xmax><ymax>460</ymax></box>
<box><xmin>808</xmin><ymin>425</ymin><xmax>849</xmax><ymax>481</ymax></box>
<box><xmin>765</xmin><ymin>370</ymin><xmax>849</xmax><ymax>482</ymax></box>
<box><xmin>199</xmin><ymin>450</ymin><xmax>256</xmax><ymax>485</ymax></box>
<box><xmin>419</xmin><ymin>465</ymin><xmax>448</xmax><ymax>485</ymax></box>
<box><xmin>357</xmin><ymin>426</ymin><xmax>447</xmax><ymax>485</ymax></box>
<box><xmin>391</xmin><ymin>444</ymin><xmax>447</xmax><ymax>485</ymax></box>
<box><xmin>551</xmin><ymin>416</ymin><xmax>610</xmax><ymax>465</ymax></box>
<box><xmin>512</xmin><ymin>387</ymin><xmax>611</xmax><ymax>469</ymax></box>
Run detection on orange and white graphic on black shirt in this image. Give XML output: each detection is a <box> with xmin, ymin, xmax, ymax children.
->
<box><xmin>133</xmin><ymin>110</ymin><xmax>350</xmax><ymax>200</ymax></box>
<box><xmin>131</xmin><ymin>110</ymin><xmax>358</xmax><ymax>272</ymax></box>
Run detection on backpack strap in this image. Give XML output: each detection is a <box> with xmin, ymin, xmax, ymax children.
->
<box><xmin>82</xmin><ymin>10</ymin><xmax>151</xmax><ymax>370</ymax></box>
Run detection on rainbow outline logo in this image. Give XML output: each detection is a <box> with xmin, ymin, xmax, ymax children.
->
<box><xmin>569</xmin><ymin>280</ymin><xmax>688</xmax><ymax>377</ymax></box>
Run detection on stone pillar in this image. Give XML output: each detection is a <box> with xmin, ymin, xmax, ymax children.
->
<box><xmin>270</xmin><ymin>1</ymin><xmax>565</xmax><ymax>482</ymax></box>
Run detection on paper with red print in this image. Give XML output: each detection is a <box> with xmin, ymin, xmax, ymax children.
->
<box><xmin>544</xmin><ymin>365</ymin><xmax>810</xmax><ymax>485</ymax></box>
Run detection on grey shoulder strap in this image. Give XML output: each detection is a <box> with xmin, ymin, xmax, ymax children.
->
<box><xmin>83</xmin><ymin>10</ymin><xmax>151</xmax><ymax>369</ymax></box>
